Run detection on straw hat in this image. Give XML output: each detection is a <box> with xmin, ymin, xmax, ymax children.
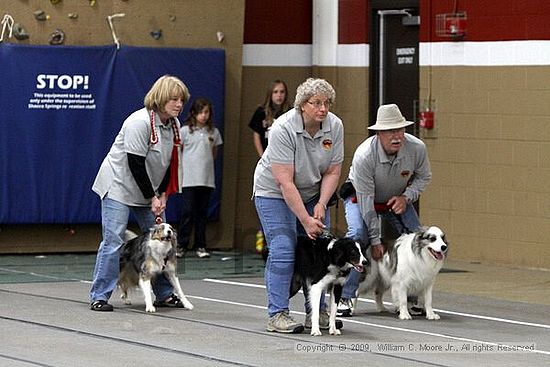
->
<box><xmin>368</xmin><ymin>104</ymin><xmax>414</xmax><ymax>131</ymax></box>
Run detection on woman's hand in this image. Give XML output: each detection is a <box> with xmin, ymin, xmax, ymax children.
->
<box><xmin>151</xmin><ymin>194</ymin><xmax>166</xmax><ymax>216</ymax></box>
<box><xmin>313</xmin><ymin>202</ymin><xmax>327</xmax><ymax>223</ymax></box>
<box><xmin>303</xmin><ymin>216</ymin><xmax>326</xmax><ymax>240</ymax></box>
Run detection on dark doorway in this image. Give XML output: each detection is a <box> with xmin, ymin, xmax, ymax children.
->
<box><xmin>369</xmin><ymin>0</ymin><xmax>419</xmax><ymax>134</ymax></box>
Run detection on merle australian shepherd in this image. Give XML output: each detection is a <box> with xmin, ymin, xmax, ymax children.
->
<box><xmin>118</xmin><ymin>223</ymin><xmax>193</xmax><ymax>313</ymax></box>
<box><xmin>289</xmin><ymin>234</ymin><xmax>368</xmax><ymax>336</ymax></box>
<box><xmin>357</xmin><ymin>226</ymin><xmax>448</xmax><ymax>320</ymax></box>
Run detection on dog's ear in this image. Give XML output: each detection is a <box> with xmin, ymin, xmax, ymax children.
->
<box><xmin>171</xmin><ymin>230</ymin><xmax>177</xmax><ymax>248</ymax></box>
<box><xmin>417</xmin><ymin>226</ymin><xmax>431</xmax><ymax>240</ymax></box>
<box><xmin>329</xmin><ymin>245</ymin><xmax>347</xmax><ymax>267</ymax></box>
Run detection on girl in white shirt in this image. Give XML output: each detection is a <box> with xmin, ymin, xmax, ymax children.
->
<box><xmin>177</xmin><ymin>98</ymin><xmax>223</xmax><ymax>258</ymax></box>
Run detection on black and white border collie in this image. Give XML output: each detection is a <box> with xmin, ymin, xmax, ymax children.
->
<box><xmin>118</xmin><ymin>223</ymin><xmax>193</xmax><ymax>313</ymax></box>
<box><xmin>290</xmin><ymin>234</ymin><xmax>368</xmax><ymax>336</ymax></box>
<box><xmin>358</xmin><ymin>226</ymin><xmax>448</xmax><ymax>320</ymax></box>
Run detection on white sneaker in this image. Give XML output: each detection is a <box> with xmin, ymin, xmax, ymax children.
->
<box><xmin>196</xmin><ymin>248</ymin><xmax>210</xmax><ymax>258</ymax></box>
<box><xmin>336</xmin><ymin>298</ymin><xmax>354</xmax><ymax>317</ymax></box>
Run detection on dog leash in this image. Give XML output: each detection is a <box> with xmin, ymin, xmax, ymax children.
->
<box><xmin>155</xmin><ymin>216</ymin><xmax>163</xmax><ymax>224</ymax></box>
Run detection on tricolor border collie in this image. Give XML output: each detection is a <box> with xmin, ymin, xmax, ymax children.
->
<box><xmin>358</xmin><ymin>226</ymin><xmax>448</xmax><ymax>320</ymax></box>
<box><xmin>290</xmin><ymin>234</ymin><xmax>368</xmax><ymax>336</ymax></box>
<box><xmin>118</xmin><ymin>223</ymin><xmax>193</xmax><ymax>313</ymax></box>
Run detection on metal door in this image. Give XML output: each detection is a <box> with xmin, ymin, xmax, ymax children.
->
<box><xmin>369</xmin><ymin>0</ymin><xmax>419</xmax><ymax>134</ymax></box>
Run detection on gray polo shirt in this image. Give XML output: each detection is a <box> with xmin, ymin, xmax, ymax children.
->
<box><xmin>253</xmin><ymin>108</ymin><xmax>344</xmax><ymax>202</ymax></box>
<box><xmin>92</xmin><ymin>108</ymin><xmax>179</xmax><ymax>206</ymax></box>
<box><xmin>349</xmin><ymin>133</ymin><xmax>431</xmax><ymax>245</ymax></box>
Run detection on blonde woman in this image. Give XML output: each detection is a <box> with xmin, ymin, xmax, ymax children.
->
<box><xmin>90</xmin><ymin>75</ymin><xmax>189</xmax><ymax>311</ymax></box>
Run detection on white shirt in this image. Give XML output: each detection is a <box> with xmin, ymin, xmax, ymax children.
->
<box><xmin>180</xmin><ymin>125</ymin><xmax>223</xmax><ymax>188</ymax></box>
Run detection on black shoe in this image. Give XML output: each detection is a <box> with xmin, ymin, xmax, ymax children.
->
<box><xmin>409</xmin><ymin>305</ymin><xmax>426</xmax><ymax>316</ymax></box>
<box><xmin>90</xmin><ymin>300</ymin><xmax>113</xmax><ymax>312</ymax></box>
<box><xmin>153</xmin><ymin>294</ymin><xmax>184</xmax><ymax>308</ymax></box>
<box><xmin>396</xmin><ymin>306</ymin><xmax>426</xmax><ymax>317</ymax></box>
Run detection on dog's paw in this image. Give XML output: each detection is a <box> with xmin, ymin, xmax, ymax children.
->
<box><xmin>398</xmin><ymin>311</ymin><xmax>412</xmax><ymax>320</ymax></box>
<box><xmin>120</xmin><ymin>294</ymin><xmax>132</xmax><ymax>305</ymax></box>
<box><xmin>145</xmin><ymin>305</ymin><xmax>156</xmax><ymax>313</ymax></box>
<box><xmin>329</xmin><ymin>327</ymin><xmax>341</xmax><ymax>336</ymax></box>
<box><xmin>310</xmin><ymin>328</ymin><xmax>322</xmax><ymax>336</ymax></box>
<box><xmin>183</xmin><ymin>301</ymin><xmax>194</xmax><ymax>310</ymax></box>
<box><xmin>426</xmin><ymin>312</ymin><xmax>440</xmax><ymax>320</ymax></box>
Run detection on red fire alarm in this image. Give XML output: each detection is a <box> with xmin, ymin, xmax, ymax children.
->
<box><xmin>436</xmin><ymin>12</ymin><xmax>467</xmax><ymax>39</ymax></box>
<box><xmin>416</xmin><ymin>99</ymin><xmax>436</xmax><ymax>130</ymax></box>
<box><xmin>419</xmin><ymin>110</ymin><xmax>435</xmax><ymax>129</ymax></box>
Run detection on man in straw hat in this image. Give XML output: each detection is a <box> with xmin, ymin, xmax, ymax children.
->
<box><xmin>336</xmin><ymin>103</ymin><xmax>432</xmax><ymax>317</ymax></box>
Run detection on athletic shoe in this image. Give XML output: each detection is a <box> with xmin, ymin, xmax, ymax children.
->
<box><xmin>266</xmin><ymin>311</ymin><xmax>304</xmax><ymax>334</ymax></box>
<box><xmin>196</xmin><ymin>248</ymin><xmax>210</xmax><ymax>258</ymax></box>
<box><xmin>336</xmin><ymin>298</ymin><xmax>354</xmax><ymax>317</ymax></box>
<box><xmin>153</xmin><ymin>294</ymin><xmax>185</xmax><ymax>308</ymax></box>
<box><xmin>90</xmin><ymin>300</ymin><xmax>113</xmax><ymax>312</ymax></box>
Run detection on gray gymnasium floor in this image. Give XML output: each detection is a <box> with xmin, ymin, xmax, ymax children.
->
<box><xmin>0</xmin><ymin>251</ymin><xmax>549</xmax><ymax>367</ymax></box>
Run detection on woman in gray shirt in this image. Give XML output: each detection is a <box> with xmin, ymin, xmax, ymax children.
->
<box><xmin>253</xmin><ymin>78</ymin><xmax>343</xmax><ymax>333</ymax></box>
<box><xmin>90</xmin><ymin>75</ymin><xmax>189</xmax><ymax>312</ymax></box>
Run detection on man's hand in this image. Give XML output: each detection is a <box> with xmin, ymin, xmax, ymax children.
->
<box><xmin>387</xmin><ymin>195</ymin><xmax>408</xmax><ymax>215</ymax></box>
<box><xmin>371</xmin><ymin>243</ymin><xmax>385</xmax><ymax>261</ymax></box>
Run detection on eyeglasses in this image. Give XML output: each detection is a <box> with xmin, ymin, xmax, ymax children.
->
<box><xmin>380</xmin><ymin>128</ymin><xmax>406</xmax><ymax>135</ymax></box>
<box><xmin>306</xmin><ymin>99</ymin><xmax>332</xmax><ymax>109</ymax></box>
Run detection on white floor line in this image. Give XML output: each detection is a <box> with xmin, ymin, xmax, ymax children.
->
<box><xmin>189</xmin><ymin>291</ymin><xmax>550</xmax><ymax>356</ymax></box>
<box><xmin>203</xmin><ymin>278</ymin><xmax>550</xmax><ymax>330</ymax></box>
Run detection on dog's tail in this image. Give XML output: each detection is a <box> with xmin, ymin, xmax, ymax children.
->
<box><xmin>124</xmin><ymin>230</ymin><xmax>138</xmax><ymax>242</ymax></box>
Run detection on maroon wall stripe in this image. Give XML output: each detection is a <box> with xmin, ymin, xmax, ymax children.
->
<box><xmin>338</xmin><ymin>0</ymin><xmax>368</xmax><ymax>44</ymax></box>
<box><xmin>244</xmin><ymin>0</ymin><xmax>550</xmax><ymax>45</ymax></box>
<box><xmin>244</xmin><ymin>1</ymin><xmax>312</xmax><ymax>44</ymax></box>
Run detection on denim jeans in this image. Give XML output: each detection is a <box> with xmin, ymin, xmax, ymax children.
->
<box><xmin>254</xmin><ymin>196</ymin><xmax>329</xmax><ymax>317</ymax></box>
<box><xmin>89</xmin><ymin>197</ymin><xmax>174</xmax><ymax>302</ymax></box>
<box><xmin>341</xmin><ymin>197</ymin><xmax>421</xmax><ymax>299</ymax></box>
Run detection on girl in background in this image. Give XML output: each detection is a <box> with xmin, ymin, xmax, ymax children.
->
<box><xmin>248</xmin><ymin>80</ymin><xmax>290</xmax><ymax>254</ymax></box>
<box><xmin>248</xmin><ymin>79</ymin><xmax>290</xmax><ymax>157</ymax></box>
<box><xmin>177</xmin><ymin>98</ymin><xmax>223</xmax><ymax>258</ymax></box>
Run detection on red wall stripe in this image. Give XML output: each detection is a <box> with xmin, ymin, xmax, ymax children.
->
<box><xmin>244</xmin><ymin>1</ymin><xmax>312</xmax><ymax>44</ymax></box>
<box><xmin>244</xmin><ymin>0</ymin><xmax>550</xmax><ymax>45</ymax></box>
<box><xmin>421</xmin><ymin>0</ymin><xmax>550</xmax><ymax>42</ymax></box>
<box><xmin>338</xmin><ymin>0</ymin><xmax>368</xmax><ymax>44</ymax></box>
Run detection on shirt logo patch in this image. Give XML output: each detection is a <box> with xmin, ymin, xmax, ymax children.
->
<box><xmin>322</xmin><ymin>138</ymin><xmax>333</xmax><ymax>150</ymax></box>
<box><xmin>401</xmin><ymin>170</ymin><xmax>410</xmax><ymax>177</ymax></box>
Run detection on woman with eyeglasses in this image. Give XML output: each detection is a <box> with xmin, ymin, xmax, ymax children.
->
<box><xmin>252</xmin><ymin>78</ymin><xmax>344</xmax><ymax>333</ymax></box>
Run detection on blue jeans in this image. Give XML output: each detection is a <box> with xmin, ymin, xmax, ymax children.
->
<box><xmin>341</xmin><ymin>197</ymin><xmax>421</xmax><ymax>299</ymax></box>
<box><xmin>89</xmin><ymin>197</ymin><xmax>174</xmax><ymax>302</ymax></box>
<box><xmin>254</xmin><ymin>196</ymin><xmax>329</xmax><ymax>317</ymax></box>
